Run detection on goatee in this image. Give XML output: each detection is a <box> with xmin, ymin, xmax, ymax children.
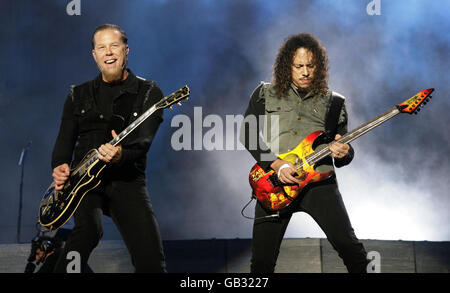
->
<box><xmin>102</xmin><ymin>69</ymin><xmax>126</xmax><ymax>83</ymax></box>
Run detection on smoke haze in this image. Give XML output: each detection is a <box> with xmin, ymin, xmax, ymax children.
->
<box><xmin>0</xmin><ymin>0</ymin><xmax>448</xmax><ymax>243</ymax></box>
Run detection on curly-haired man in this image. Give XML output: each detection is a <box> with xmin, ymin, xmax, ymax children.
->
<box><xmin>242</xmin><ymin>33</ymin><xmax>369</xmax><ymax>273</ymax></box>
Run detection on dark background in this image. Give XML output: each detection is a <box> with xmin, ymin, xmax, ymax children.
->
<box><xmin>0</xmin><ymin>0</ymin><xmax>448</xmax><ymax>244</ymax></box>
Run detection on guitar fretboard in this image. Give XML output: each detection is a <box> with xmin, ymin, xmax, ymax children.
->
<box><xmin>109</xmin><ymin>105</ymin><xmax>157</xmax><ymax>146</ymax></box>
<box><xmin>303</xmin><ymin>106</ymin><xmax>400</xmax><ymax>167</ymax></box>
<box><xmin>71</xmin><ymin>105</ymin><xmax>157</xmax><ymax>176</ymax></box>
<box><xmin>70</xmin><ymin>85</ymin><xmax>189</xmax><ymax>177</ymax></box>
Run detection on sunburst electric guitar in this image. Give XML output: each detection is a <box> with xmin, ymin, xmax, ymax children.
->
<box><xmin>39</xmin><ymin>85</ymin><xmax>190</xmax><ymax>231</ymax></box>
<box><xmin>249</xmin><ymin>88</ymin><xmax>434</xmax><ymax>212</ymax></box>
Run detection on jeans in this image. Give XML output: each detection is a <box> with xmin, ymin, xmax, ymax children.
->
<box><xmin>250</xmin><ymin>179</ymin><xmax>368</xmax><ymax>273</ymax></box>
<box><xmin>53</xmin><ymin>179</ymin><xmax>166</xmax><ymax>273</ymax></box>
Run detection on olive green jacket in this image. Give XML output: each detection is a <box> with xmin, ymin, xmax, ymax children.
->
<box><xmin>241</xmin><ymin>82</ymin><xmax>353</xmax><ymax>173</ymax></box>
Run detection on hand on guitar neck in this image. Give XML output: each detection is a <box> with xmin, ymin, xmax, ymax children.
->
<box><xmin>328</xmin><ymin>134</ymin><xmax>350</xmax><ymax>159</ymax></box>
<box><xmin>52</xmin><ymin>130</ymin><xmax>122</xmax><ymax>191</ymax></box>
<box><xmin>97</xmin><ymin>130</ymin><xmax>122</xmax><ymax>164</ymax></box>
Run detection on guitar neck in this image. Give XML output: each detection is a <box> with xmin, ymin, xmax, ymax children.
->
<box><xmin>306</xmin><ymin>106</ymin><xmax>401</xmax><ymax>165</ymax></box>
<box><xmin>70</xmin><ymin>84</ymin><xmax>190</xmax><ymax>177</ymax></box>
<box><xmin>109</xmin><ymin>105</ymin><xmax>157</xmax><ymax>146</ymax></box>
<box><xmin>72</xmin><ymin>105</ymin><xmax>157</xmax><ymax>176</ymax></box>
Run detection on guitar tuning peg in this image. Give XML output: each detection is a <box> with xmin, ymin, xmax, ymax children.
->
<box><xmin>170</xmin><ymin>106</ymin><xmax>173</xmax><ymax>110</ymax></box>
<box><xmin>185</xmin><ymin>97</ymin><xmax>189</xmax><ymax>101</ymax></box>
<box><xmin>177</xmin><ymin>102</ymin><xmax>182</xmax><ymax>106</ymax></box>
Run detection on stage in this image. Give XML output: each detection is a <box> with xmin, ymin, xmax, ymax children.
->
<box><xmin>1</xmin><ymin>238</ymin><xmax>448</xmax><ymax>273</ymax></box>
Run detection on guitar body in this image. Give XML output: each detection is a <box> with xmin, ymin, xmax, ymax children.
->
<box><xmin>249</xmin><ymin>130</ymin><xmax>334</xmax><ymax>212</ymax></box>
<box><xmin>38</xmin><ymin>150</ymin><xmax>106</xmax><ymax>230</ymax></box>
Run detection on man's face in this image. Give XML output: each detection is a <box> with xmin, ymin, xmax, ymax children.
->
<box><xmin>92</xmin><ymin>29</ymin><xmax>129</xmax><ymax>82</ymax></box>
<box><xmin>291</xmin><ymin>47</ymin><xmax>316</xmax><ymax>90</ymax></box>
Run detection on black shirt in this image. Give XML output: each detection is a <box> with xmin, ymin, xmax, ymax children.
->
<box><xmin>51</xmin><ymin>70</ymin><xmax>164</xmax><ymax>181</ymax></box>
<box><xmin>98</xmin><ymin>75</ymin><xmax>135</xmax><ymax>124</ymax></box>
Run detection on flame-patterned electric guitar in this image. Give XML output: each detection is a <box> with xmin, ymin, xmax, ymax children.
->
<box><xmin>38</xmin><ymin>85</ymin><xmax>190</xmax><ymax>231</ymax></box>
<box><xmin>249</xmin><ymin>88</ymin><xmax>434</xmax><ymax>212</ymax></box>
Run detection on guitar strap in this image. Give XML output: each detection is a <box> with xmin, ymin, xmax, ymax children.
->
<box><xmin>139</xmin><ymin>80</ymin><xmax>156</xmax><ymax>111</ymax></box>
<box><xmin>324</xmin><ymin>92</ymin><xmax>345</xmax><ymax>141</ymax></box>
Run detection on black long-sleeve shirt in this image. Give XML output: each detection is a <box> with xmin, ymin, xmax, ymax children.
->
<box><xmin>51</xmin><ymin>70</ymin><xmax>163</xmax><ymax>181</ymax></box>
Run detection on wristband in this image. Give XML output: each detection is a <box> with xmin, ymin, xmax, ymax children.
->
<box><xmin>277</xmin><ymin>163</ymin><xmax>290</xmax><ymax>177</ymax></box>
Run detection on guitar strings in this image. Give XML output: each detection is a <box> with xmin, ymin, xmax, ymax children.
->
<box><xmin>291</xmin><ymin>107</ymin><xmax>400</xmax><ymax>173</ymax></box>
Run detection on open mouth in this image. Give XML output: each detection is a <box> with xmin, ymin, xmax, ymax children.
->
<box><xmin>104</xmin><ymin>59</ymin><xmax>117</xmax><ymax>65</ymax></box>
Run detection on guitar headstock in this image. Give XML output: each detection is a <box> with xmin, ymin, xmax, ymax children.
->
<box><xmin>397</xmin><ymin>88</ymin><xmax>434</xmax><ymax>115</ymax></box>
<box><xmin>155</xmin><ymin>85</ymin><xmax>190</xmax><ymax>110</ymax></box>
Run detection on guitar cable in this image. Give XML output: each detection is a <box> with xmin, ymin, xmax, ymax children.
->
<box><xmin>241</xmin><ymin>194</ymin><xmax>280</xmax><ymax>220</ymax></box>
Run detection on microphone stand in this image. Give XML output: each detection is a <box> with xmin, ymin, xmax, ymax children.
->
<box><xmin>17</xmin><ymin>141</ymin><xmax>32</xmax><ymax>243</ymax></box>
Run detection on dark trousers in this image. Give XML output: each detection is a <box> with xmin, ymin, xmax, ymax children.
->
<box><xmin>53</xmin><ymin>180</ymin><xmax>166</xmax><ymax>273</ymax></box>
<box><xmin>250</xmin><ymin>180</ymin><xmax>368</xmax><ymax>273</ymax></box>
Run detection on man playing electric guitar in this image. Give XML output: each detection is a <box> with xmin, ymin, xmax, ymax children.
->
<box><xmin>51</xmin><ymin>24</ymin><xmax>166</xmax><ymax>272</ymax></box>
<box><xmin>241</xmin><ymin>33</ymin><xmax>369</xmax><ymax>273</ymax></box>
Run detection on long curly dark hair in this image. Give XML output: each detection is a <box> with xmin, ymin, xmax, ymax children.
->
<box><xmin>272</xmin><ymin>33</ymin><xmax>329</xmax><ymax>98</ymax></box>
